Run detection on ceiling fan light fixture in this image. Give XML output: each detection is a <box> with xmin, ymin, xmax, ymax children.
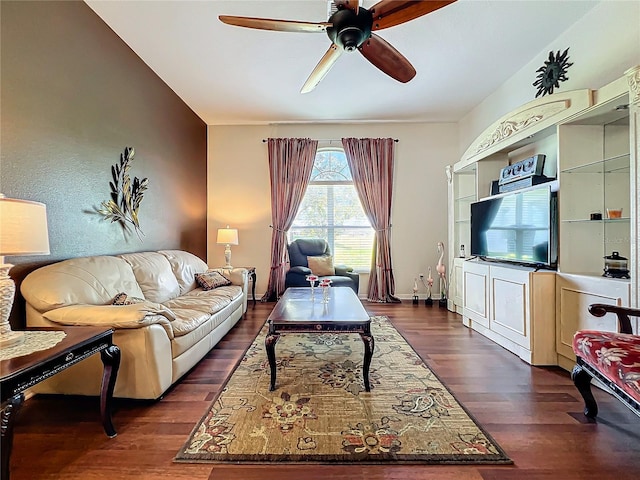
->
<box><xmin>337</xmin><ymin>26</ymin><xmax>365</xmax><ymax>51</ymax></box>
<box><xmin>327</xmin><ymin>6</ymin><xmax>372</xmax><ymax>51</ymax></box>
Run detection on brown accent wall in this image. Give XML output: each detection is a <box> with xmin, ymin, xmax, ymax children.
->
<box><xmin>0</xmin><ymin>1</ymin><xmax>207</xmax><ymax>327</ymax></box>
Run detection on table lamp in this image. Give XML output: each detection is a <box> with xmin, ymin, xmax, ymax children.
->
<box><xmin>216</xmin><ymin>225</ymin><xmax>238</xmax><ymax>269</ymax></box>
<box><xmin>0</xmin><ymin>194</ymin><xmax>50</xmax><ymax>348</ymax></box>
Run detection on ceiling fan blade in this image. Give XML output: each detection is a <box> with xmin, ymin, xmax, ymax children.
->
<box><xmin>359</xmin><ymin>33</ymin><xmax>415</xmax><ymax>83</ymax></box>
<box><xmin>369</xmin><ymin>0</ymin><xmax>456</xmax><ymax>30</ymax></box>
<box><xmin>334</xmin><ymin>0</ymin><xmax>360</xmax><ymax>12</ymax></box>
<box><xmin>219</xmin><ymin>15</ymin><xmax>331</xmax><ymax>33</ymax></box>
<box><xmin>301</xmin><ymin>44</ymin><xmax>343</xmax><ymax>94</ymax></box>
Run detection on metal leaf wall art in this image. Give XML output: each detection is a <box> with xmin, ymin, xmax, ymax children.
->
<box><xmin>98</xmin><ymin>147</ymin><xmax>149</xmax><ymax>239</ymax></box>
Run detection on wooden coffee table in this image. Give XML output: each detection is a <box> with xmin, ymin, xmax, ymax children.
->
<box><xmin>265</xmin><ymin>287</ymin><xmax>374</xmax><ymax>392</ymax></box>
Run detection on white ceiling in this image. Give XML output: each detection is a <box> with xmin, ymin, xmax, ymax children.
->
<box><xmin>85</xmin><ymin>0</ymin><xmax>598</xmax><ymax>125</ymax></box>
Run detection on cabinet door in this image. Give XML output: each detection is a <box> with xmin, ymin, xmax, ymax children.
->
<box><xmin>489</xmin><ymin>266</ymin><xmax>529</xmax><ymax>349</ymax></box>
<box><xmin>555</xmin><ymin>273</ymin><xmax>631</xmax><ymax>368</ymax></box>
<box><xmin>463</xmin><ymin>261</ymin><xmax>489</xmax><ymax>328</ymax></box>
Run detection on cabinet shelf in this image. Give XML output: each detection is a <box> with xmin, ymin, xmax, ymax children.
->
<box><xmin>560</xmin><ymin>153</ymin><xmax>629</xmax><ymax>174</ymax></box>
<box><xmin>561</xmin><ymin>217</ymin><xmax>630</xmax><ymax>223</ymax></box>
<box><xmin>455</xmin><ymin>193</ymin><xmax>476</xmax><ymax>202</ymax></box>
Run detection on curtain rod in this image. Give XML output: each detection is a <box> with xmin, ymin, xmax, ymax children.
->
<box><xmin>261</xmin><ymin>138</ymin><xmax>399</xmax><ymax>143</ymax></box>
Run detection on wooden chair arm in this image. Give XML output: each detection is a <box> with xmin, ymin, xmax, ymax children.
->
<box><xmin>588</xmin><ymin>303</ymin><xmax>640</xmax><ymax>334</ymax></box>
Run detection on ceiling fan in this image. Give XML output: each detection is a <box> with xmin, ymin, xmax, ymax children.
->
<box><xmin>219</xmin><ymin>0</ymin><xmax>457</xmax><ymax>93</ymax></box>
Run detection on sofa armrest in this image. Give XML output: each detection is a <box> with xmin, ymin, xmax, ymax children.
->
<box><xmin>589</xmin><ymin>303</ymin><xmax>640</xmax><ymax>334</ymax></box>
<box><xmin>335</xmin><ymin>265</ymin><xmax>354</xmax><ymax>275</ymax></box>
<box><xmin>210</xmin><ymin>267</ymin><xmax>249</xmax><ymax>313</ymax></box>
<box><xmin>210</xmin><ymin>267</ymin><xmax>247</xmax><ymax>286</ymax></box>
<box><xmin>43</xmin><ymin>303</ymin><xmax>176</xmax><ymax>339</ymax></box>
<box><xmin>289</xmin><ymin>266</ymin><xmax>312</xmax><ymax>276</ymax></box>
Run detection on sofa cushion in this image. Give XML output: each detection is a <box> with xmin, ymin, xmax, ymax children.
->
<box><xmin>195</xmin><ymin>271</ymin><xmax>231</xmax><ymax>290</ymax></box>
<box><xmin>119</xmin><ymin>252</ymin><xmax>181</xmax><ymax>304</ymax></box>
<box><xmin>163</xmin><ymin>286</ymin><xmax>242</xmax><ymax>336</ymax></box>
<box><xmin>159</xmin><ymin>250</ymin><xmax>209</xmax><ymax>295</ymax></box>
<box><xmin>20</xmin><ymin>255</ymin><xmax>144</xmax><ymax>312</ymax></box>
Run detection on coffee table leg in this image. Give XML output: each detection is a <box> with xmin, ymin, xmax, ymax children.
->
<box><xmin>360</xmin><ymin>332</ymin><xmax>375</xmax><ymax>392</ymax></box>
<box><xmin>100</xmin><ymin>344</ymin><xmax>121</xmax><ymax>438</ymax></box>
<box><xmin>265</xmin><ymin>333</ymin><xmax>280</xmax><ymax>391</ymax></box>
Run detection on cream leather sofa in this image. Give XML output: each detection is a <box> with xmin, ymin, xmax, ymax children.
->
<box><xmin>20</xmin><ymin>250</ymin><xmax>248</xmax><ymax>400</ymax></box>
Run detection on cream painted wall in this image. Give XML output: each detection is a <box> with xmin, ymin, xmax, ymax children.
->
<box><xmin>208</xmin><ymin>123</ymin><xmax>458</xmax><ymax>299</ymax></box>
<box><xmin>458</xmin><ymin>0</ymin><xmax>640</xmax><ymax>155</ymax></box>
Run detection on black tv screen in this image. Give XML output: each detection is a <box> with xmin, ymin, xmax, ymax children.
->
<box><xmin>470</xmin><ymin>185</ymin><xmax>557</xmax><ymax>268</ymax></box>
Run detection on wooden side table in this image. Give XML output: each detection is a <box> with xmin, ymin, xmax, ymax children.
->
<box><xmin>0</xmin><ymin>326</ymin><xmax>120</xmax><ymax>480</ymax></box>
<box><xmin>245</xmin><ymin>267</ymin><xmax>256</xmax><ymax>306</ymax></box>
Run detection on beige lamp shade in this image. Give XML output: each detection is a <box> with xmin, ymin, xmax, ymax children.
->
<box><xmin>216</xmin><ymin>226</ymin><xmax>239</xmax><ymax>246</ymax></box>
<box><xmin>0</xmin><ymin>194</ymin><xmax>50</xmax><ymax>348</ymax></box>
<box><xmin>0</xmin><ymin>195</ymin><xmax>50</xmax><ymax>256</ymax></box>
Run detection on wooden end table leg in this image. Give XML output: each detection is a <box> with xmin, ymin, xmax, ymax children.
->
<box><xmin>1</xmin><ymin>394</ymin><xmax>24</xmax><ymax>480</ymax></box>
<box><xmin>265</xmin><ymin>332</ymin><xmax>280</xmax><ymax>391</ymax></box>
<box><xmin>360</xmin><ymin>331</ymin><xmax>375</xmax><ymax>392</ymax></box>
<box><xmin>100</xmin><ymin>344</ymin><xmax>121</xmax><ymax>437</ymax></box>
<box><xmin>250</xmin><ymin>270</ymin><xmax>257</xmax><ymax>306</ymax></box>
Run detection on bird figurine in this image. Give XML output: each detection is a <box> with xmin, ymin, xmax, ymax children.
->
<box><xmin>425</xmin><ymin>267</ymin><xmax>434</xmax><ymax>306</ymax></box>
<box><xmin>436</xmin><ymin>242</ymin><xmax>448</xmax><ymax>307</ymax></box>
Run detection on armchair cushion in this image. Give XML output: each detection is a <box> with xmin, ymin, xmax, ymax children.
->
<box><xmin>573</xmin><ymin>330</ymin><xmax>640</xmax><ymax>402</ymax></box>
<box><xmin>308</xmin><ymin>255</ymin><xmax>335</xmax><ymax>276</ymax></box>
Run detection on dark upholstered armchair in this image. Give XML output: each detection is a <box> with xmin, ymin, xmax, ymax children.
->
<box><xmin>285</xmin><ymin>238</ymin><xmax>359</xmax><ymax>294</ymax></box>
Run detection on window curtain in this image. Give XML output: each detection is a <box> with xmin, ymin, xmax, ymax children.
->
<box><xmin>341</xmin><ymin>137</ymin><xmax>400</xmax><ymax>303</ymax></box>
<box><xmin>262</xmin><ymin>138</ymin><xmax>318</xmax><ymax>301</ymax></box>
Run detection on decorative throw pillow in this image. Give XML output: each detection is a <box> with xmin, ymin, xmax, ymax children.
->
<box><xmin>307</xmin><ymin>255</ymin><xmax>335</xmax><ymax>276</ymax></box>
<box><xmin>112</xmin><ymin>292</ymin><xmax>146</xmax><ymax>305</ymax></box>
<box><xmin>195</xmin><ymin>271</ymin><xmax>232</xmax><ymax>290</ymax></box>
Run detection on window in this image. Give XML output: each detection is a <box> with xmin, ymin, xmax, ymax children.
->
<box><xmin>289</xmin><ymin>148</ymin><xmax>374</xmax><ymax>271</ymax></box>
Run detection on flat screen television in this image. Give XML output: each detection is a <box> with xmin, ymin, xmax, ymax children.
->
<box><xmin>470</xmin><ymin>184</ymin><xmax>558</xmax><ymax>268</ymax></box>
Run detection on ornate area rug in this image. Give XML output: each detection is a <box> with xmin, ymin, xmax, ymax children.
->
<box><xmin>175</xmin><ymin>316</ymin><xmax>511</xmax><ymax>465</ymax></box>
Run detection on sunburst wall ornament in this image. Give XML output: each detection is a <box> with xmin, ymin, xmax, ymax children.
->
<box><xmin>533</xmin><ymin>47</ymin><xmax>573</xmax><ymax>98</ymax></box>
<box><xmin>97</xmin><ymin>147</ymin><xmax>148</xmax><ymax>239</ymax></box>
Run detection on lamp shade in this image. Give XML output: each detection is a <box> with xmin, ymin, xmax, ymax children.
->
<box><xmin>216</xmin><ymin>226</ymin><xmax>238</xmax><ymax>245</ymax></box>
<box><xmin>0</xmin><ymin>195</ymin><xmax>50</xmax><ymax>256</ymax></box>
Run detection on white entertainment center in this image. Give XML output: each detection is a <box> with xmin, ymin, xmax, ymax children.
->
<box><xmin>446</xmin><ymin>66</ymin><xmax>640</xmax><ymax>371</ymax></box>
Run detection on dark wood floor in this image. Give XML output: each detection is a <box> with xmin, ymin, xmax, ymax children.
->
<box><xmin>9</xmin><ymin>301</ymin><xmax>640</xmax><ymax>479</ymax></box>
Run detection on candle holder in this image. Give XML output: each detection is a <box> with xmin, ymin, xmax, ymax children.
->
<box><xmin>306</xmin><ymin>274</ymin><xmax>319</xmax><ymax>300</ymax></box>
<box><xmin>319</xmin><ymin>279</ymin><xmax>332</xmax><ymax>303</ymax></box>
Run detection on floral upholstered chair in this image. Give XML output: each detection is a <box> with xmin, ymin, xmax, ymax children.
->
<box><xmin>571</xmin><ymin>304</ymin><xmax>640</xmax><ymax>419</ymax></box>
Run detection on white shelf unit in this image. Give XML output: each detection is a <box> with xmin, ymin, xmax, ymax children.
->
<box><xmin>558</xmin><ymin>101</ymin><xmax>631</xmax><ymax>277</ymax></box>
<box><xmin>449</xmin><ymin>66</ymin><xmax>640</xmax><ymax>368</ymax></box>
